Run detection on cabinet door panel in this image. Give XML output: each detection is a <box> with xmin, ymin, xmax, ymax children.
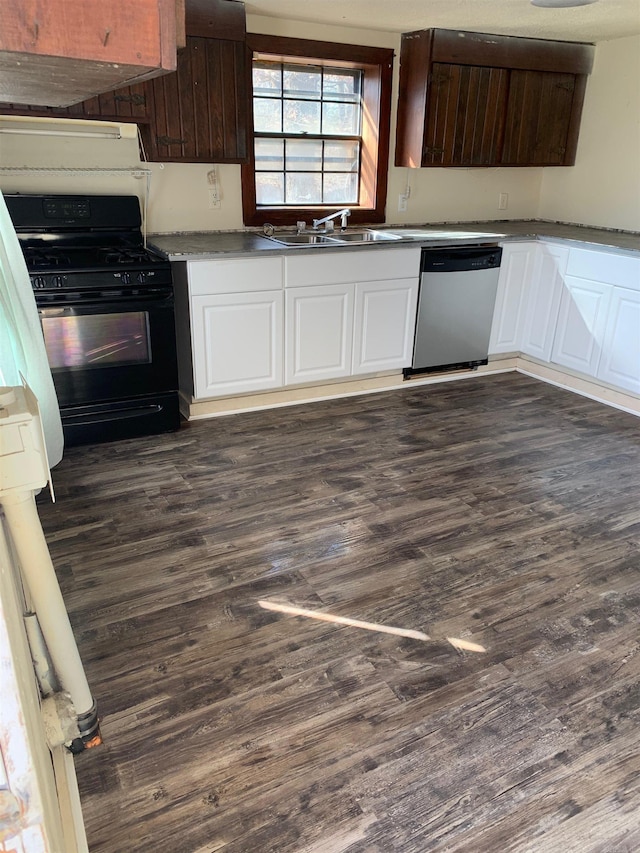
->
<box><xmin>489</xmin><ymin>243</ymin><xmax>536</xmax><ymax>354</ymax></box>
<box><xmin>597</xmin><ymin>287</ymin><xmax>640</xmax><ymax>393</ymax></box>
<box><xmin>285</xmin><ymin>285</ymin><xmax>354</xmax><ymax>384</ymax></box>
<box><xmin>144</xmin><ymin>36</ymin><xmax>248</xmax><ymax>163</ymax></box>
<box><xmin>352</xmin><ymin>279</ymin><xmax>419</xmax><ymax>374</ymax></box>
<box><xmin>191</xmin><ymin>291</ymin><xmax>283</xmax><ymax>397</ymax></box>
<box><xmin>566</xmin><ymin>248</ymin><xmax>640</xmax><ymax>289</ymax></box>
<box><xmin>188</xmin><ymin>257</ymin><xmax>283</xmax><ymax>296</ymax></box>
<box><xmin>424</xmin><ymin>63</ymin><xmax>508</xmax><ymax>166</ymax></box>
<box><xmin>551</xmin><ymin>277</ymin><xmax>611</xmax><ymax>376</ymax></box>
<box><xmin>521</xmin><ymin>244</ymin><xmax>568</xmax><ymax>362</ymax></box>
<box><xmin>285</xmin><ymin>248</ymin><xmax>419</xmax><ymax>288</ymax></box>
<box><xmin>502</xmin><ymin>70</ymin><xmax>576</xmax><ymax>166</ymax></box>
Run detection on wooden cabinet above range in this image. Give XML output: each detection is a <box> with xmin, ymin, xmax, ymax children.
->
<box><xmin>0</xmin><ymin>0</ymin><xmax>249</xmax><ymax>164</ymax></box>
<box><xmin>0</xmin><ymin>0</ymin><xmax>185</xmax><ymax>108</ymax></box>
<box><xmin>395</xmin><ymin>29</ymin><xmax>594</xmax><ymax>168</ymax></box>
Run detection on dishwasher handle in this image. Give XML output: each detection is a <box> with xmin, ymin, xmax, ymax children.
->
<box><xmin>420</xmin><ymin>246</ymin><xmax>502</xmax><ymax>274</ymax></box>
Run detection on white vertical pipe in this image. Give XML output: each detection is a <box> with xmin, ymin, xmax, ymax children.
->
<box><xmin>1</xmin><ymin>490</ymin><xmax>93</xmax><ymax>716</ymax></box>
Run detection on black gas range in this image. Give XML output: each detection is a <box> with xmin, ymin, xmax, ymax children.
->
<box><xmin>6</xmin><ymin>193</ymin><xmax>181</xmax><ymax>447</ymax></box>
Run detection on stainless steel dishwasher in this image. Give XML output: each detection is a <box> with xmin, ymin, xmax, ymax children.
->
<box><xmin>404</xmin><ymin>245</ymin><xmax>502</xmax><ymax>377</ymax></box>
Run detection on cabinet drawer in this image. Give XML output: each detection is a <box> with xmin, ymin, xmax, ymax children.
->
<box><xmin>285</xmin><ymin>248</ymin><xmax>420</xmax><ymax>288</ymax></box>
<box><xmin>188</xmin><ymin>257</ymin><xmax>283</xmax><ymax>295</ymax></box>
<box><xmin>566</xmin><ymin>248</ymin><xmax>640</xmax><ymax>290</ymax></box>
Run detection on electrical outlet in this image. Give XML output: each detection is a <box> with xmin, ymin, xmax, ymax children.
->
<box><xmin>398</xmin><ymin>194</ymin><xmax>408</xmax><ymax>213</ymax></box>
<box><xmin>498</xmin><ymin>192</ymin><xmax>509</xmax><ymax>210</ymax></box>
<box><xmin>208</xmin><ymin>188</ymin><xmax>221</xmax><ymax>209</ymax></box>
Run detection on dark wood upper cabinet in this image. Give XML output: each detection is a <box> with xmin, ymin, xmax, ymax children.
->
<box><xmin>0</xmin><ymin>0</ymin><xmax>249</xmax><ymax>165</ymax></box>
<box><xmin>396</xmin><ymin>29</ymin><xmax>594</xmax><ymax>168</ymax></box>
<box><xmin>0</xmin><ymin>0</ymin><xmax>183</xmax><ymax>108</ymax></box>
<box><xmin>142</xmin><ymin>34</ymin><xmax>249</xmax><ymax>163</ymax></box>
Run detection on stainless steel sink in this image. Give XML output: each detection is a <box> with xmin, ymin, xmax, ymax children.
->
<box><xmin>263</xmin><ymin>232</ymin><xmax>341</xmax><ymax>246</ymax></box>
<box><xmin>333</xmin><ymin>230</ymin><xmax>403</xmax><ymax>243</ymax></box>
<box><xmin>264</xmin><ymin>228</ymin><xmax>403</xmax><ymax>247</ymax></box>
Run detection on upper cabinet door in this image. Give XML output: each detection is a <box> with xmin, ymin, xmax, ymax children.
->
<box><xmin>502</xmin><ymin>70</ymin><xmax>579</xmax><ymax>166</ymax></box>
<box><xmin>423</xmin><ymin>64</ymin><xmax>508</xmax><ymax>166</ymax></box>
<box><xmin>395</xmin><ymin>28</ymin><xmax>594</xmax><ymax>168</ymax></box>
<box><xmin>143</xmin><ymin>35</ymin><xmax>249</xmax><ymax>163</ymax></box>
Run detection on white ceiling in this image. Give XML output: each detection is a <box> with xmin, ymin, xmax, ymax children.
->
<box><xmin>244</xmin><ymin>0</ymin><xmax>640</xmax><ymax>43</ymax></box>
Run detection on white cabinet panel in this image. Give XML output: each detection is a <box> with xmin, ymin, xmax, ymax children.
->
<box><xmin>188</xmin><ymin>257</ymin><xmax>283</xmax><ymax>296</ymax></box>
<box><xmin>489</xmin><ymin>242</ymin><xmax>537</xmax><ymax>354</ymax></box>
<box><xmin>551</xmin><ymin>277</ymin><xmax>612</xmax><ymax>377</ymax></box>
<box><xmin>285</xmin><ymin>247</ymin><xmax>420</xmax><ymax>287</ymax></box>
<box><xmin>191</xmin><ymin>291</ymin><xmax>283</xmax><ymax>397</ymax></box>
<box><xmin>352</xmin><ymin>279</ymin><xmax>419</xmax><ymax>374</ymax></box>
<box><xmin>566</xmin><ymin>247</ymin><xmax>640</xmax><ymax>290</ymax></box>
<box><xmin>521</xmin><ymin>244</ymin><xmax>569</xmax><ymax>362</ymax></box>
<box><xmin>285</xmin><ymin>284</ymin><xmax>354</xmax><ymax>384</ymax></box>
<box><xmin>597</xmin><ymin>287</ymin><xmax>640</xmax><ymax>393</ymax></box>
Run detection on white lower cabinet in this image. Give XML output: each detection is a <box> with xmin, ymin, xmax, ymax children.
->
<box><xmin>489</xmin><ymin>242</ymin><xmax>537</xmax><ymax>354</ymax></box>
<box><xmin>285</xmin><ymin>284</ymin><xmax>354</xmax><ymax>384</ymax></box>
<box><xmin>352</xmin><ymin>279</ymin><xmax>419</xmax><ymax>374</ymax></box>
<box><xmin>284</xmin><ymin>247</ymin><xmax>421</xmax><ymax>385</ymax></box>
<box><xmin>550</xmin><ymin>276</ymin><xmax>612</xmax><ymax>377</ymax></box>
<box><xmin>596</xmin><ymin>286</ymin><xmax>640</xmax><ymax>393</ymax></box>
<box><xmin>191</xmin><ymin>291</ymin><xmax>284</xmax><ymax>397</ymax></box>
<box><xmin>520</xmin><ymin>244</ymin><xmax>569</xmax><ymax>362</ymax></box>
<box><xmin>182</xmin><ymin>247</ymin><xmax>421</xmax><ymax>400</ymax></box>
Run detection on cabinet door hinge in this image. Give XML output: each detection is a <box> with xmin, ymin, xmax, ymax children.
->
<box><xmin>428</xmin><ymin>72</ymin><xmax>450</xmax><ymax>86</ymax></box>
<box><xmin>114</xmin><ymin>93</ymin><xmax>146</xmax><ymax>106</ymax></box>
<box><xmin>156</xmin><ymin>135</ymin><xmax>187</xmax><ymax>146</ymax></box>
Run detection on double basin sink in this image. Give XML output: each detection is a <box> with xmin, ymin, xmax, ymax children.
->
<box><xmin>263</xmin><ymin>228</ymin><xmax>502</xmax><ymax>247</ymax></box>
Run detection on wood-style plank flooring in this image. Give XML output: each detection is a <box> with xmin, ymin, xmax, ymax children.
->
<box><xmin>37</xmin><ymin>373</ymin><xmax>640</xmax><ymax>853</ymax></box>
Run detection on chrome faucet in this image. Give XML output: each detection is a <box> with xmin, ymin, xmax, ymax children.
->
<box><xmin>312</xmin><ymin>208</ymin><xmax>351</xmax><ymax>232</ymax></box>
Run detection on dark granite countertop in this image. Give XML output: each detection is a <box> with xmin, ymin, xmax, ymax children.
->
<box><xmin>149</xmin><ymin>219</ymin><xmax>640</xmax><ymax>261</ymax></box>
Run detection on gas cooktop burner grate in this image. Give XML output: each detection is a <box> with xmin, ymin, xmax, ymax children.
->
<box><xmin>25</xmin><ymin>249</ymin><xmax>72</xmax><ymax>268</ymax></box>
<box><xmin>97</xmin><ymin>248</ymin><xmax>164</xmax><ymax>265</ymax></box>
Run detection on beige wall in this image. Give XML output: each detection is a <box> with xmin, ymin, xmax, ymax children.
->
<box><xmin>0</xmin><ymin>20</ymin><xmax>637</xmax><ymax>235</ymax></box>
<box><xmin>537</xmin><ymin>34</ymin><xmax>640</xmax><ymax>232</ymax></box>
<box><xmin>144</xmin><ymin>15</ymin><xmax>542</xmax><ymax>232</ymax></box>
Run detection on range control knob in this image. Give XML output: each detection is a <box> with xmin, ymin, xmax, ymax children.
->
<box><xmin>52</xmin><ymin>275</ymin><xmax>64</xmax><ymax>288</ymax></box>
<box><xmin>32</xmin><ymin>276</ymin><xmax>46</xmax><ymax>289</ymax></box>
<box><xmin>121</xmin><ymin>272</ymin><xmax>131</xmax><ymax>285</ymax></box>
<box><xmin>136</xmin><ymin>271</ymin><xmax>146</xmax><ymax>283</ymax></box>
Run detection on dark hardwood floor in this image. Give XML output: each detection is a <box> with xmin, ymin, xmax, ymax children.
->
<box><xmin>37</xmin><ymin>373</ymin><xmax>640</xmax><ymax>853</ymax></box>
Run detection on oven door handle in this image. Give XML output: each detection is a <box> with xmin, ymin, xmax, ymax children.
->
<box><xmin>36</xmin><ymin>288</ymin><xmax>174</xmax><ymax>309</ymax></box>
<box><xmin>39</xmin><ymin>307</ymin><xmax>67</xmax><ymax>317</ymax></box>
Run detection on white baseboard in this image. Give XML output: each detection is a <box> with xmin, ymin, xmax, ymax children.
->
<box><xmin>516</xmin><ymin>358</ymin><xmax>640</xmax><ymax>417</ymax></box>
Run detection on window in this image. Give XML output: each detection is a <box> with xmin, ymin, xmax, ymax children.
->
<box><xmin>242</xmin><ymin>36</ymin><xmax>394</xmax><ymax>227</ymax></box>
<box><xmin>253</xmin><ymin>62</ymin><xmax>362</xmax><ymax>207</ymax></box>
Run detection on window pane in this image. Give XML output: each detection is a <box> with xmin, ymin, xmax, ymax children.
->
<box><xmin>286</xmin><ymin>173</ymin><xmax>322</xmax><ymax>204</ymax></box>
<box><xmin>255</xmin><ymin>138</ymin><xmax>284</xmax><ymax>171</ymax></box>
<box><xmin>253</xmin><ymin>62</ymin><xmax>282</xmax><ymax>96</ymax></box>
<box><xmin>283</xmin><ymin>65</ymin><xmax>321</xmax><ymax>100</ymax></box>
<box><xmin>283</xmin><ymin>99</ymin><xmax>321</xmax><ymax>134</ymax></box>
<box><xmin>254</xmin><ymin>98</ymin><xmax>282</xmax><ymax>133</ymax></box>
<box><xmin>256</xmin><ymin>173</ymin><xmax>284</xmax><ymax>205</ymax></box>
<box><xmin>324</xmin><ymin>173</ymin><xmax>359</xmax><ymax>204</ymax></box>
<box><xmin>322</xmin><ymin>102</ymin><xmax>360</xmax><ymax>135</ymax></box>
<box><xmin>323</xmin><ymin>71</ymin><xmax>361</xmax><ymax>102</ymax></box>
<box><xmin>286</xmin><ymin>139</ymin><xmax>322</xmax><ymax>172</ymax></box>
<box><xmin>324</xmin><ymin>140</ymin><xmax>359</xmax><ymax>172</ymax></box>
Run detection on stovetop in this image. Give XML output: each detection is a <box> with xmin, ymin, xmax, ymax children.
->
<box><xmin>22</xmin><ymin>244</ymin><xmax>168</xmax><ymax>272</ymax></box>
<box><xmin>6</xmin><ymin>192</ymin><xmax>172</xmax><ymax>292</ymax></box>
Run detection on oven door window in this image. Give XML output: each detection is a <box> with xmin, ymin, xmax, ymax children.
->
<box><xmin>42</xmin><ymin>311</ymin><xmax>151</xmax><ymax>369</ymax></box>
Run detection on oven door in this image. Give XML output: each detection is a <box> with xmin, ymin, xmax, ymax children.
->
<box><xmin>38</xmin><ymin>288</ymin><xmax>178</xmax><ymax>409</ymax></box>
